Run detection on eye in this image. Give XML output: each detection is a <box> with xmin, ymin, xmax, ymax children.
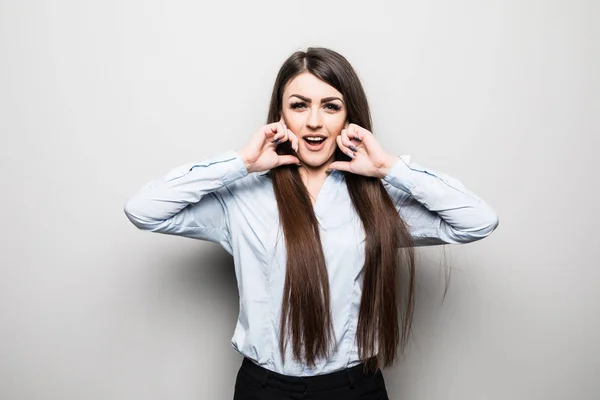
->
<box><xmin>325</xmin><ymin>103</ymin><xmax>342</xmax><ymax>112</ymax></box>
<box><xmin>290</xmin><ymin>102</ymin><xmax>306</xmax><ymax>109</ymax></box>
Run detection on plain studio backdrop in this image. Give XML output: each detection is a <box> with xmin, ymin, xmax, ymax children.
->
<box><xmin>1</xmin><ymin>0</ymin><xmax>598</xmax><ymax>399</ymax></box>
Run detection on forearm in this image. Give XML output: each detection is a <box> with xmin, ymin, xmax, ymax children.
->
<box><xmin>123</xmin><ymin>150</ymin><xmax>247</xmax><ymax>229</ymax></box>
<box><xmin>383</xmin><ymin>157</ymin><xmax>499</xmax><ymax>243</ymax></box>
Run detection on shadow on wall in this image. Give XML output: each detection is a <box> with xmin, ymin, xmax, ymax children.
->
<box><xmin>153</xmin><ymin>244</ymin><xmax>239</xmax><ymax>311</ymax></box>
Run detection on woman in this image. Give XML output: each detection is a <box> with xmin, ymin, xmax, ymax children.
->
<box><xmin>124</xmin><ymin>47</ymin><xmax>499</xmax><ymax>400</ymax></box>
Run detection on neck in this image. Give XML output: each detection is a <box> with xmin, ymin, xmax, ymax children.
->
<box><xmin>297</xmin><ymin>154</ymin><xmax>335</xmax><ymax>184</ymax></box>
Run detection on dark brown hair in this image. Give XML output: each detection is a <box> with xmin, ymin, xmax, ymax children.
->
<box><xmin>268</xmin><ymin>47</ymin><xmax>415</xmax><ymax>374</ymax></box>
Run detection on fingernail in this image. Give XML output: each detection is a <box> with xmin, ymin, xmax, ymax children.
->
<box><xmin>353</xmin><ymin>136</ymin><xmax>361</xmax><ymax>142</ymax></box>
<box><xmin>349</xmin><ymin>145</ymin><xmax>358</xmax><ymax>152</ymax></box>
<box><xmin>271</xmin><ymin>138</ymin><xmax>280</xmax><ymax>144</ymax></box>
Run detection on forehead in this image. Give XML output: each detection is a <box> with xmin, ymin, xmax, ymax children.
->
<box><xmin>283</xmin><ymin>72</ymin><xmax>343</xmax><ymax>100</ymax></box>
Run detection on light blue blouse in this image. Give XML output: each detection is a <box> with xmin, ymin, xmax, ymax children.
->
<box><xmin>123</xmin><ymin>150</ymin><xmax>499</xmax><ymax>376</ymax></box>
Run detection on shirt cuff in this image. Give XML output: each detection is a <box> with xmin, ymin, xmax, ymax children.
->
<box><xmin>383</xmin><ymin>154</ymin><xmax>415</xmax><ymax>193</ymax></box>
<box><xmin>221</xmin><ymin>150</ymin><xmax>248</xmax><ymax>185</ymax></box>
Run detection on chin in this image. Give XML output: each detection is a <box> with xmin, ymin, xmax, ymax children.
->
<box><xmin>299</xmin><ymin>152</ymin><xmax>335</xmax><ymax>168</ymax></box>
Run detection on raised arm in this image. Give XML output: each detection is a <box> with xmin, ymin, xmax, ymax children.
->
<box><xmin>123</xmin><ymin>151</ymin><xmax>247</xmax><ymax>251</ymax></box>
<box><xmin>382</xmin><ymin>156</ymin><xmax>499</xmax><ymax>246</ymax></box>
<box><xmin>330</xmin><ymin>123</ymin><xmax>499</xmax><ymax>246</ymax></box>
<box><xmin>123</xmin><ymin>119</ymin><xmax>300</xmax><ymax>251</ymax></box>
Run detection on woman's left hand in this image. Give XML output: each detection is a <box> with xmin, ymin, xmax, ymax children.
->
<box><xmin>327</xmin><ymin>123</ymin><xmax>400</xmax><ymax>179</ymax></box>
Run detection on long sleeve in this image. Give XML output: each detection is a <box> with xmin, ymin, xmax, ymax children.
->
<box><xmin>382</xmin><ymin>156</ymin><xmax>499</xmax><ymax>246</ymax></box>
<box><xmin>123</xmin><ymin>150</ymin><xmax>248</xmax><ymax>251</ymax></box>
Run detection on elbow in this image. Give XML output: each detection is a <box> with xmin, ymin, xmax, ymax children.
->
<box><xmin>479</xmin><ymin>208</ymin><xmax>499</xmax><ymax>236</ymax></box>
<box><xmin>479</xmin><ymin>215</ymin><xmax>499</xmax><ymax>242</ymax></box>
<box><xmin>123</xmin><ymin>198</ymin><xmax>152</xmax><ymax>231</ymax></box>
<box><xmin>451</xmin><ymin>209</ymin><xmax>499</xmax><ymax>244</ymax></box>
<box><xmin>488</xmin><ymin>212</ymin><xmax>500</xmax><ymax>233</ymax></box>
<box><xmin>483</xmin><ymin>207</ymin><xmax>500</xmax><ymax>235</ymax></box>
<box><xmin>469</xmin><ymin>209</ymin><xmax>500</xmax><ymax>242</ymax></box>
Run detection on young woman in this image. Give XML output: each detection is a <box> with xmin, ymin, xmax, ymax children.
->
<box><xmin>124</xmin><ymin>47</ymin><xmax>499</xmax><ymax>400</ymax></box>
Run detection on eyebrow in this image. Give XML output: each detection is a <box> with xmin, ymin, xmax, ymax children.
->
<box><xmin>289</xmin><ymin>94</ymin><xmax>344</xmax><ymax>104</ymax></box>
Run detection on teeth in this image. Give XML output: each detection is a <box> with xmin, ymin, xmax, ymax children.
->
<box><xmin>306</xmin><ymin>137</ymin><xmax>325</xmax><ymax>142</ymax></box>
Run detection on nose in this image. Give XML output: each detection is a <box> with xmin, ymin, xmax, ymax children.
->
<box><xmin>305</xmin><ymin>108</ymin><xmax>322</xmax><ymax>131</ymax></box>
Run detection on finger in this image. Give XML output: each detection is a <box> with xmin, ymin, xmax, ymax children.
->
<box><xmin>263</xmin><ymin>122</ymin><xmax>280</xmax><ymax>140</ymax></box>
<box><xmin>280</xmin><ymin>116</ymin><xmax>288</xmax><ymax>129</ymax></box>
<box><xmin>288</xmin><ymin>129</ymin><xmax>299</xmax><ymax>152</ymax></box>
<box><xmin>348</xmin><ymin>124</ymin><xmax>365</xmax><ymax>143</ymax></box>
<box><xmin>336</xmin><ymin>135</ymin><xmax>355</xmax><ymax>159</ymax></box>
<box><xmin>271</xmin><ymin>122</ymin><xmax>288</xmax><ymax>144</ymax></box>
<box><xmin>277</xmin><ymin>155</ymin><xmax>301</xmax><ymax>166</ymax></box>
<box><xmin>341</xmin><ymin>129</ymin><xmax>358</xmax><ymax>152</ymax></box>
<box><xmin>327</xmin><ymin>161</ymin><xmax>352</xmax><ymax>172</ymax></box>
<box><xmin>279</xmin><ymin>122</ymin><xmax>289</xmax><ymax>143</ymax></box>
<box><xmin>279</xmin><ymin>117</ymin><xmax>288</xmax><ymax>134</ymax></box>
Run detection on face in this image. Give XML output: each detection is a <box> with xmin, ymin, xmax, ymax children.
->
<box><xmin>281</xmin><ymin>72</ymin><xmax>347</xmax><ymax>169</ymax></box>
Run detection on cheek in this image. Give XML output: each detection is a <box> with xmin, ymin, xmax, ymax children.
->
<box><xmin>324</xmin><ymin>113</ymin><xmax>346</xmax><ymax>132</ymax></box>
<box><xmin>282</xmin><ymin>112</ymin><xmax>303</xmax><ymax>133</ymax></box>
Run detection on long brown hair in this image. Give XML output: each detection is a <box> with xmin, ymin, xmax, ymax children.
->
<box><xmin>268</xmin><ymin>47</ymin><xmax>415</xmax><ymax>374</ymax></box>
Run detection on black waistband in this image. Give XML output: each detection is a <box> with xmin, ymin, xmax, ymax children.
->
<box><xmin>238</xmin><ymin>356</ymin><xmax>381</xmax><ymax>393</ymax></box>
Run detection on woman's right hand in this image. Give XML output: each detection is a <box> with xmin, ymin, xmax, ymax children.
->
<box><xmin>237</xmin><ymin>118</ymin><xmax>300</xmax><ymax>173</ymax></box>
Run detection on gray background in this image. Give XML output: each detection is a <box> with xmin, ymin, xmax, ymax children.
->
<box><xmin>1</xmin><ymin>0</ymin><xmax>598</xmax><ymax>399</ymax></box>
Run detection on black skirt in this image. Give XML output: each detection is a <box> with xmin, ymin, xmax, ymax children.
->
<box><xmin>233</xmin><ymin>356</ymin><xmax>390</xmax><ymax>400</ymax></box>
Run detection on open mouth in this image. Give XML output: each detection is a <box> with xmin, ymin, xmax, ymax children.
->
<box><xmin>303</xmin><ymin>136</ymin><xmax>327</xmax><ymax>151</ymax></box>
